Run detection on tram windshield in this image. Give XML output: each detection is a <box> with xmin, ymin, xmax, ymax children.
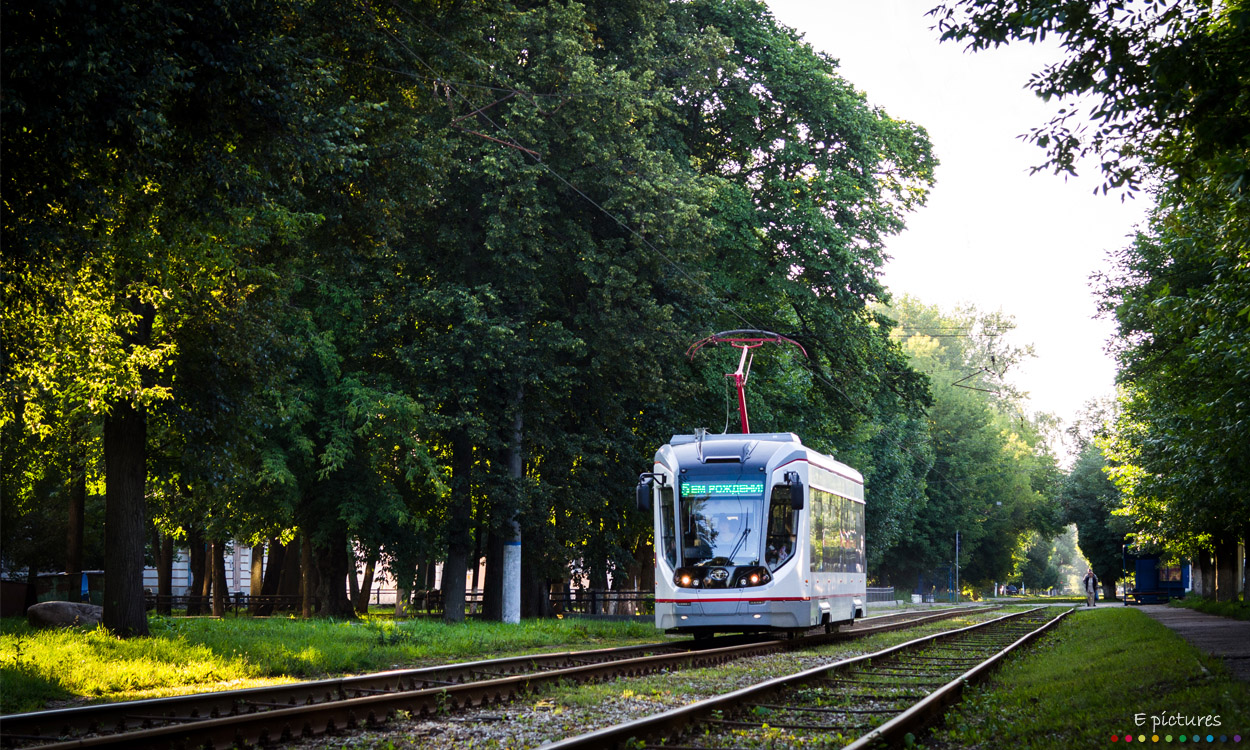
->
<box><xmin>679</xmin><ymin>478</ymin><xmax>764</xmax><ymax>567</ymax></box>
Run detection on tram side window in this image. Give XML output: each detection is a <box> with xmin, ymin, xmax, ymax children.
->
<box><xmin>766</xmin><ymin>485</ymin><xmax>797</xmax><ymax>570</ymax></box>
<box><xmin>840</xmin><ymin>498</ymin><xmax>852</xmax><ymax>573</ymax></box>
<box><xmin>659</xmin><ymin>487</ymin><xmax>677</xmax><ymax>568</ymax></box>
<box><xmin>820</xmin><ymin>490</ymin><xmax>830</xmax><ymax>572</ymax></box>
<box><xmin>809</xmin><ymin>492</ymin><xmax>823</xmax><ymax>573</ymax></box>
<box><xmin>828</xmin><ymin>492</ymin><xmax>844</xmax><ymax>573</ymax></box>
<box><xmin>854</xmin><ymin>500</ymin><xmax>865</xmax><ymax>573</ymax></box>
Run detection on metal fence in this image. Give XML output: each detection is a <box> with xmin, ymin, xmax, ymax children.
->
<box><xmin>866</xmin><ymin>586</ymin><xmax>896</xmax><ymax>602</ymax></box>
<box><xmin>550</xmin><ymin>589</ymin><xmax>654</xmax><ymax>617</ymax></box>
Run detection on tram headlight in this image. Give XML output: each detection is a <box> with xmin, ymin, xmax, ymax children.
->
<box><xmin>732</xmin><ymin>566</ymin><xmax>772</xmax><ymax>588</ymax></box>
<box><xmin>674</xmin><ymin>567</ymin><xmax>700</xmax><ymax>588</ymax></box>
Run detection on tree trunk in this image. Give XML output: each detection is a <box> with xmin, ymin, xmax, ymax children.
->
<box><xmin>354</xmin><ymin>546</ymin><xmax>379</xmax><ymax>615</ymax></box>
<box><xmin>1215</xmin><ymin>533</ymin><xmax>1237</xmax><ymax>603</ymax></box>
<box><xmin>277</xmin><ymin>537</ymin><xmax>302</xmax><ymax>602</ymax></box>
<box><xmin>589</xmin><ymin>564</ymin><xmax>609</xmax><ymax>616</ymax></box>
<box><xmin>442</xmin><ymin>429</ymin><xmax>473</xmax><ymax>624</ymax></box>
<box><xmin>1102</xmin><ymin>577</ymin><xmax>1117</xmax><ymax>602</ymax></box>
<box><xmin>482</xmin><ymin>529</ymin><xmax>504</xmax><ymax>621</ymax></box>
<box><xmin>635</xmin><ymin>538</ymin><xmax>654</xmax><ymax>598</ymax></box>
<box><xmin>1196</xmin><ymin>549</ymin><xmax>1216</xmax><ymax>597</ymax></box>
<box><xmin>520</xmin><ymin>543</ymin><xmax>550</xmax><ymax>618</ymax></box>
<box><xmin>347</xmin><ymin>542</ymin><xmax>361</xmax><ymax>608</ymax></box>
<box><xmin>1203</xmin><ymin>549</ymin><xmax>1217</xmax><ymax>597</ymax></box>
<box><xmin>187</xmin><ymin>529</ymin><xmax>206</xmax><ymax>616</ymax></box>
<box><xmin>395</xmin><ymin>558</ymin><xmax>416</xmax><ymax>617</ymax></box>
<box><xmin>211</xmin><ymin>540</ymin><xmax>227</xmax><ymax>616</ymax></box>
<box><xmin>300</xmin><ymin>533</ymin><xmax>313</xmax><ymax>618</ymax></box>
<box><xmin>24</xmin><ymin>561</ymin><xmax>39</xmax><ymax>611</ymax></box>
<box><xmin>313</xmin><ymin>528</ymin><xmax>354</xmax><ymax>618</ymax></box>
<box><xmin>395</xmin><ymin>582</ymin><xmax>409</xmax><ymax>617</ymax></box>
<box><xmin>255</xmin><ymin>538</ymin><xmax>285</xmax><ymax>616</ymax></box>
<box><xmin>156</xmin><ymin>531</ymin><xmax>173</xmax><ymax>616</ymax></box>
<box><xmin>426</xmin><ymin>558</ymin><xmax>438</xmax><ymax>589</ymax></box>
<box><xmin>249</xmin><ymin>543</ymin><xmax>264</xmax><ymax>615</ymax></box>
<box><xmin>200</xmin><ymin>540</ymin><xmax>214</xmax><ymax>607</ymax></box>
<box><xmin>102</xmin><ymin>398</ymin><xmax>149</xmax><ymax>637</ymax></box>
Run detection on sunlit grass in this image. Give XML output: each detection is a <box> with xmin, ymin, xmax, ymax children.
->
<box><xmin>926</xmin><ymin>608</ymin><xmax>1250</xmax><ymax>749</ymax></box>
<box><xmin>0</xmin><ymin>615</ymin><xmax>663</xmax><ymax>714</ymax></box>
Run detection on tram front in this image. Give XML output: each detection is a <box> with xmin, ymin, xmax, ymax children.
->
<box><xmin>642</xmin><ymin>432</ymin><xmax>810</xmax><ymax>636</ymax></box>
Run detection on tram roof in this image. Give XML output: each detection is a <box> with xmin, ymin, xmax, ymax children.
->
<box><xmin>669</xmin><ymin>432</ymin><xmax>801</xmax><ymax>446</ymax></box>
<box><xmin>663</xmin><ymin>432</ymin><xmax>863</xmax><ymax>484</ymax></box>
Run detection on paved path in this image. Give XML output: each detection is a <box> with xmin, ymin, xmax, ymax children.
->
<box><xmin>1124</xmin><ymin>604</ymin><xmax>1250</xmax><ymax>682</ymax></box>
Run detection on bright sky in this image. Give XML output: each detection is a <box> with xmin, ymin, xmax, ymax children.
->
<box><xmin>766</xmin><ymin>0</ymin><xmax>1150</xmax><ymax>446</ymax></box>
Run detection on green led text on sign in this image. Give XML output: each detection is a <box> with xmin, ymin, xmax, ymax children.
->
<box><xmin>681</xmin><ymin>482</ymin><xmax>765</xmax><ymax>497</ymax></box>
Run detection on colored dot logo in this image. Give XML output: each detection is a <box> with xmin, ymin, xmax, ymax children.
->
<box><xmin>1117</xmin><ymin>734</ymin><xmax>1243</xmax><ymax>744</ymax></box>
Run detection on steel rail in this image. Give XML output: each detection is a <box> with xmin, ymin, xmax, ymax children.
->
<box><xmin>0</xmin><ymin>640</ymin><xmax>692</xmax><ymax>746</ymax></box>
<box><xmin>842</xmin><ymin>607</ymin><xmax>1071</xmax><ymax>749</ymax></box>
<box><xmin>1</xmin><ymin>607</ymin><xmax>987</xmax><ymax>749</ymax></box>
<box><xmin>541</xmin><ymin>606</ymin><xmax>1068</xmax><ymax>750</ymax></box>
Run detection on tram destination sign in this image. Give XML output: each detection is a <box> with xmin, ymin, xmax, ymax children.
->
<box><xmin>680</xmin><ymin>481</ymin><xmax>765</xmax><ymax>498</ymax></box>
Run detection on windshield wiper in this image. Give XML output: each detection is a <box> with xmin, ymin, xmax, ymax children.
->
<box><xmin>725</xmin><ymin>527</ymin><xmax>751</xmax><ymax>564</ymax></box>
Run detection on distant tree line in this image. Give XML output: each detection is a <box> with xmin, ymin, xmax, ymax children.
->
<box><xmin>937</xmin><ymin>0</ymin><xmax>1250</xmax><ymax>601</ymax></box>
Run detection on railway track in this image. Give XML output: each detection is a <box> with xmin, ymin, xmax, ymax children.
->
<box><xmin>545</xmin><ymin>605</ymin><xmax>1070</xmax><ymax>749</ymax></box>
<box><xmin>0</xmin><ymin>607</ymin><xmax>983</xmax><ymax>749</ymax></box>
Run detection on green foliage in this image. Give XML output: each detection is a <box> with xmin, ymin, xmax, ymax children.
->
<box><xmin>877</xmin><ymin>297</ymin><xmax>1063</xmax><ymax>588</ymax></box>
<box><xmin>2</xmin><ymin>0</ymin><xmax>939</xmax><ymax>621</ymax></box>
<box><xmin>1099</xmin><ymin>180</ymin><xmax>1250</xmax><ymax>558</ymax></box>
<box><xmin>1017</xmin><ymin>532</ymin><xmax>1061</xmax><ymax>592</ymax></box>
<box><xmin>657</xmin><ymin>0</ymin><xmax>936</xmax><ymax>576</ymax></box>
<box><xmin>1062</xmin><ymin>443</ymin><xmax>1131</xmax><ymax>589</ymax></box>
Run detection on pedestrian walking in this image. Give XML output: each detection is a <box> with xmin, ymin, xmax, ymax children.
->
<box><xmin>1083</xmin><ymin>568</ymin><xmax>1098</xmax><ymax>608</ymax></box>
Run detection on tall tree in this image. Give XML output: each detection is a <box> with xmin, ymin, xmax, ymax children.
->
<box><xmin>1062</xmin><ymin>443</ymin><xmax>1130</xmax><ymax>600</ymax></box>
<box><xmin>1099</xmin><ymin>183</ymin><xmax>1250</xmax><ymax>597</ymax></box>
<box><xmin>2</xmin><ymin>0</ymin><xmax>392</xmax><ymax>632</ymax></box>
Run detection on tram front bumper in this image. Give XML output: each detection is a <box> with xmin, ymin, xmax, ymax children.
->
<box><xmin>657</xmin><ymin>598</ymin><xmax>808</xmax><ymax>631</ymax></box>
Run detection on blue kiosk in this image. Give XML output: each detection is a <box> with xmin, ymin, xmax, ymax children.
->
<box><xmin>1123</xmin><ymin>550</ymin><xmax>1190</xmax><ymax>605</ymax></box>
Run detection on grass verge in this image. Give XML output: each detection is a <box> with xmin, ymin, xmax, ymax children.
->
<box><xmin>1169</xmin><ymin>595</ymin><xmax>1250</xmax><ymax>621</ymax></box>
<box><xmin>0</xmin><ymin>615</ymin><xmax>661</xmax><ymax>714</ymax></box>
<box><xmin>925</xmin><ymin>607</ymin><xmax>1250</xmax><ymax>749</ymax></box>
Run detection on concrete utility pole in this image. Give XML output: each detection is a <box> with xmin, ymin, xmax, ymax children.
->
<box><xmin>503</xmin><ymin>388</ymin><xmax>524</xmax><ymax>625</ymax></box>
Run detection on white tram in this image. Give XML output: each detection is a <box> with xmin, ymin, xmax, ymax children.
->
<box><xmin>638</xmin><ymin>431</ymin><xmax>866</xmax><ymax>637</ymax></box>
